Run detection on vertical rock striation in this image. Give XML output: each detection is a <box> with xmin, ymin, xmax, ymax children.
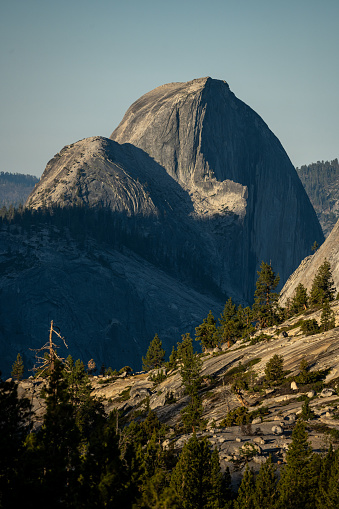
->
<box><xmin>111</xmin><ymin>77</ymin><xmax>324</xmax><ymax>301</ymax></box>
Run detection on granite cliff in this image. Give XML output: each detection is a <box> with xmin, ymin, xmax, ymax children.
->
<box><xmin>28</xmin><ymin>78</ymin><xmax>323</xmax><ymax>302</ymax></box>
<box><xmin>1</xmin><ymin>77</ymin><xmax>324</xmax><ymax>374</ymax></box>
<box><xmin>110</xmin><ymin>78</ymin><xmax>323</xmax><ymax>300</ymax></box>
<box><xmin>280</xmin><ymin>218</ymin><xmax>339</xmax><ymax>304</ymax></box>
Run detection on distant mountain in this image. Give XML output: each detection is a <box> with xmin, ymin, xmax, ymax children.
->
<box><xmin>296</xmin><ymin>159</ymin><xmax>339</xmax><ymax>237</ymax></box>
<box><xmin>29</xmin><ymin>78</ymin><xmax>323</xmax><ymax>302</ymax></box>
<box><xmin>0</xmin><ymin>77</ymin><xmax>324</xmax><ymax>375</ymax></box>
<box><xmin>0</xmin><ymin>172</ymin><xmax>39</xmax><ymax>207</ymax></box>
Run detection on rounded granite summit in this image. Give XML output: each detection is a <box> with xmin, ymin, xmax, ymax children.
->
<box><xmin>26</xmin><ymin>77</ymin><xmax>324</xmax><ymax>303</ymax></box>
<box><xmin>110</xmin><ymin>77</ymin><xmax>324</xmax><ymax>298</ymax></box>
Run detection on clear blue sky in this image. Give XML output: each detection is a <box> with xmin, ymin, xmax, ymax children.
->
<box><xmin>1</xmin><ymin>0</ymin><xmax>338</xmax><ymax>177</ymax></box>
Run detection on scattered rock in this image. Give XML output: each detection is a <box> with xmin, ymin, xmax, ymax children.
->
<box><xmin>162</xmin><ymin>439</ymin><xmax>171</xmax><ymax>449</ymax></box>
<box><xmin>320</xmin><ymin>388</ymin><xmax>336</xmax><ymax>397</ymax></box>
<box><xmin>223</xmin><ymin>455</ymin><xmax>233</xmax><ymax>462</ymax></box>
<box><xmin>272</xmin><ymin>425</ymin><xmax>283</xmax><ymax>435</ymax></box>
<box><xmin>253</xmin><ymin>437</ymin><xmax>266</xmax><ymax>445</ymax></box>
<box><xmin>291</xmin><ymin>381</ymin><xmax>298</xmax><ymax>391</ymax></box>
<box><xmin>252</xmin><ymin>417</ymin><xmax>262</xmax><ymax>425</ymax></box>
<box><xmin>235</xmin><ymin>437</ymin><xmax>242</xmax><ymax>443</ymax></box>
<box><xmin>253</xmin><ymin>455</ymin><xmax>267</xmax><ymax>464</ymax></box>
<box><xmin>307</xmin><ymin>390</ymin><xmax>315</xmax><ymax>398</ymax></box>
<box><xmin>284</xmin><ymin>414</ymin><xmax>296</xmax><ymax>423</ymax></box>
<box><xmin>129</xmin><ymin>386</ymin><xmax>152</xmax><ymax>399</ymax></box>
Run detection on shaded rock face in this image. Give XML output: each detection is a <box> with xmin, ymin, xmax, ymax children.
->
<box><xmin>111</xmin><ymin>77</ymin><xmax>324</xmax><ymax>300</ymax></box>
<box><xmin>280</xmin><ymin>218</ymin><xmax>339</xmax><ymax>304</ymax></box>
<box><xmin>0</xmin><ymin>225</ymin><xmax>221</xmax><ymax>376</ymax></box>
<box><xmin>17</xmin><ymin>77</ymin><xmax>325</xmax><ymax>374</ymax></box>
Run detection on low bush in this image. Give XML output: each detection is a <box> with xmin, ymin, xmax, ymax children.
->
<box><xmin>219</xmin><ymin>406</ymin><xmax>249</xmax><ymax>427</ymax></box>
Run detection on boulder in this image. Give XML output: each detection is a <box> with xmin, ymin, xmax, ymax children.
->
<box><xmin>284</xmin><ymin>414</ymin><xmax>296</xmax><ymax>423</ymax></box>
<box><xmin>320</xmin><ymin>388</ymin><xmax>336</xmax><ymax>397</ymax></box>
<box><xmin>291</xmin><ymin>381</ymin><xmax>299</xmax><ymax>391</ymax></box>
<box><xmin>272</xmin><ymin>425</ymin><xmax>283</xmax><ymax>435</ymax></box>
<box><xmin>253</xmin><ymin>455</ymin><xmax>267</xmax><ymax>464</ymax></box>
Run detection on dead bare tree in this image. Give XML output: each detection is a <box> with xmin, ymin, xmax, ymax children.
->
<box><xmin>30</xmin><ymin>320</ymin><xmax>68</xmax><ymax>376</ymax></box>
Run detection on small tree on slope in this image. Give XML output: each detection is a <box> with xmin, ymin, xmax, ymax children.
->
<box><xmin>142</xmin><ymin>334</ymin><xmax>165</xmax><ymax>372</ymax></box>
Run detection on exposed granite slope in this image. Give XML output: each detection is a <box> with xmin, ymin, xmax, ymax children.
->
<box><xmin>16</xmin><ymin>303</ymin><xmax>339</xmax><ymax>480</ymax></box>
<box><xmin>280</xmin><ymin>218</ymin><xmax>339</xmax><ymax>304</ymax></box>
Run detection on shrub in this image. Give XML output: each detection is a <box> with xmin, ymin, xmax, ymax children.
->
<box><xmin>264</xmin><ymin>354</ymin><xmax>285</xmax><ymax>385</ymax></box>
<box><xmin>150</xmin><ymin>369</ymin><xmax>167</xmax><ymax>385</ymax></box>
<box><xmin>219</xmin><ymin>406</ymin><xmax>249</xmax><ymax>427</ymax></box>
<box><xmin>118</xmin><ymin>366</ymin><xmax>133</xmax><ymax>375</ymax></box>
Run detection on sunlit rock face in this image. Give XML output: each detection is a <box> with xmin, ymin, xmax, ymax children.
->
<box><xmin>280</xmin><ymin>219</ymin><xmax>339</xmax><ymax>305</ymax></box>
<box><xmin>11</xmin><ymin>77</ymin><xmax>324</xmax><ymax>376</ymax></box>
<box><xmin>111</xmin><ymin>77</ymin><xmax>324</xmax><ymax>300</ymax></box>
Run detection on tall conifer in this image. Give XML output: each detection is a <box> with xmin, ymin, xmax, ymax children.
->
<box><xmin>276</xmin><ymin>419</ymin><xmax>314</xmax><ymax>508</ymax></box>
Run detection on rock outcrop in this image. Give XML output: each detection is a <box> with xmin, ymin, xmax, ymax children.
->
<box><xmin>0</xmin><ymin>224</ymin><xmax>221</xmax><ymax>376</ymax></box>
<box><xmin>27</xmin><ymin>78</ymin><xmax>323</xmax><ymax>304</ymax></box>
<box><xmin>10</xmin><ymin>77</ymin><xmax>324</xmax><ymax>374</ymax></box>
<box><xmin>280</xmin><ymin>218</ymin><xmax>339</xmax><ymax>304</ymax></box>
<box><xmin>111</xmin><ymin>77</ymin><xmax>324</xmax><ymax>300</ymax></box>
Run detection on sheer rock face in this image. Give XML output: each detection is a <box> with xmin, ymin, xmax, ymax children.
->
<box><xmin>280</xmin><ymin>219</ymin><xmax>339</xmax><ymax>304</ymax></box>
<box><xmin>111</xmin><ymin>77</ymin><xmax>324</xmax><ymax>300</ymax></box>
<box><xmin>24</xmin><ymin>76</ymin><xmax>324</xmax><ymax>344</ymax></box>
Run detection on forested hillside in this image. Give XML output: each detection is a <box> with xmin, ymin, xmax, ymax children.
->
<box><xmin>296</xmin><ymin>159</ymin><xmax>339</xmax><ymax>236</ymax></box>
<box><xmin>0</xmin><ymin>172</ymin><xmax>39</xmax><ymax>207</ymax></box>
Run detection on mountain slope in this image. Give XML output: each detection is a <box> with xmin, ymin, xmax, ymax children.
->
<box><xmin>280</xmin><ymin>218</ymin><xmax>339</xmax><ymax>304</ymax></box>
<box><xmin>14</xmin><ymin>77</ymin><xmax>325</xmax><ymax>374</ymax></box>
<box><xmin>0</xmin><ymin>219</ymin><xmax>221</xmax><ymax>376</ymax></box>
<box><xmin>0</xmin><ymin>172</ymin><xmax>39</xmax><ymax>207</ymax></box>
<box><xmin>296</xmin><ymin>158</ymin><xmax>339</xmax><ymax>237</ymax></box>
<box><xmin>111</xmin><ymin>77</ymin><xmax>324</xmax><ymax>300</ymax></box>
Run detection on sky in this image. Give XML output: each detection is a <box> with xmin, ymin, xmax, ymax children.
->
<box><xmin>1</xmin><ymin>0</ymin><xmax>338</xmax><ymax>178</ymax></box>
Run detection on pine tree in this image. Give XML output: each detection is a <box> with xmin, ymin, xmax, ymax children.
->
<box><xmin>0</xmin><ymin>374</ymin><xmax>31</xmax><ymax>506</ymax></box>
<box><xmin>195</xmin><ymin>310</ymin><xmax>218</xmax><ymax>350</ymax></box>
<box><xmin>311</xmin><ymin>241</ymin><xmax>319</xmax><ymax>253</ymax></box>
<box><xmin>178</xmin><ymin>334</ymin><xmax>203</xmax><ymax>432</ymax></box>
<box><xmin>264</xmin><ymin>354</ymin><xmax>285</xmax><ymax>385</ymax></box>
<box><xmin>253</xmin><ymin>262</ymin><xmax>280</xmax><ymax>327</ymax></box>
<box><xmin>11</xmin><ymin>353</ymin><xmax>24</xmax><ymax>381</ymax></box>
<box><xmin>320</xmin><ymin>298</ymin><xmax>336</xmax><ymax>331</ymax></box>
<box><xmin>79</xmin><ymin>411</ymin><xmax>127</xmax><ymax>508</ymax></box>
<box><xmin>310</xmin><ymin>259</ymin><xmax>336</xmax><ymax>305</ymax></box>
<box><xmin>300</xmin><ymin>397</ymin><xmax>315</xmax><ymax>421</ymax></box>
<box><xmin>170</xmin><ymin>435</ymin><xmax>226</xmax><ymax>509</ymax></box>
<box><xmin>64</xmin><ymin>356</ymin><xmax>105</xmax><ymax>442</ymax></box>
<box><xmin>318</xmin><ymin>448</ymin><xmax>339</xmax><ymax>508</ymax></box>
<box><xmin>276</xmin><ymin>419</ymin><xmax>314</xmax><ymax>508</ymax></box>
<box><xmin>218</xmin><ymin>298</ymin><xmax>238</xmax><ymax>346</ymax></box>
<box><xmin>142</xmin><ymin>334</ymin><xmax>166</xmax><ymax>371</ymax></box>
<box><xmin>290</xmin><ymin>283</ymin><xmax>308</xmax><ymax>314</ymax></box>
<box><xmin>181</xmin><ymin>393</ymin><xmax>204</xmax><ymax>433</ymax></box>
<box><xmin>167</xmin><ymin>345</ymin><xmax>178</xmax><ymax>370</ymax></box>
<box><xmin>234</xmin><ymin>464</ymin><xmax>256</xmax><ymax>509</ymax></box>
<box><xmin>177</xmin><ymin>333</ymin><xmax>202</xmax><ymax>394</ymax></box>
<box><xmin>24</xmin><ymin>360</ymin><xmax>81</xmax><ymax>507</ymax></box>
<box><xmin>252</xmin><ymin>455</ymin><xmax>277</xmax><ymax>509</ymax></box>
